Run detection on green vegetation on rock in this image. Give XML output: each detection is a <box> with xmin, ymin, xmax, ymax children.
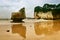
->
<box><xmin>34</xmin><ymin>3</ymin><xmax>60</xmax><ymax>19</ymax></box>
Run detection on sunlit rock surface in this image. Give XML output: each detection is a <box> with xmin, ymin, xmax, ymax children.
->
<box><xmin>34</xmin><ymin>11</ymin><xmax>53</xmax><ymax>19</ymax></box>
<box><xmin>11</xmin><ymin>8</ymin><xmax>26</xmax><ymax>22</ymax></box>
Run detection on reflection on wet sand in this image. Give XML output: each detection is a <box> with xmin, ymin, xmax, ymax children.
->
<box><xmin>12</xmin><ymin>24</ymin><xmax>26</xmax><ymax>38</ymax></box>
<box><xmin>34</xmin><ymin>20</ymin><xmax>60</xmax><ymax>35</ymax></box>
<box><xmin>0</xmin><ymin>20</ymin><xmax>60</xmax><ymax>40</ymax></box>
<box><xmin>53</xmin><ymin>20</ymin><xmax>60</xmax><ymax>32</ymax></box>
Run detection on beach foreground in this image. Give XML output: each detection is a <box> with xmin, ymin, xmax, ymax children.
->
<box><xmin>0</xmin><ymin>19</ymin><xmax>60</xmax><ymax>40</ymax></box>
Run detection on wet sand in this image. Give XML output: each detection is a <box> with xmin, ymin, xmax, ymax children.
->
<box><xmin>0</xmin><ymin>20</ymin><xmax>60</xmax><ymax>40</ymax></box>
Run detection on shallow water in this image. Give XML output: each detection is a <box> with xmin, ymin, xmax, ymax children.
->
<box><xmin>0</xmin><ymin>20</ymin><xmax>60</xmax><ymax>40</ymax></box>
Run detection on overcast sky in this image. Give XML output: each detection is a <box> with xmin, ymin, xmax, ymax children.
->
<box><xmin>0</xmin><ymin>0</ymin><xmax>60</xmax><ymax>19</ymax></box>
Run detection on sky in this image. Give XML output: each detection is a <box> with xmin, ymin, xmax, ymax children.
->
<box><xmin>0</xmin><ymin>0</ymin><xmax>60</xmax><ymax>19</ymax></box>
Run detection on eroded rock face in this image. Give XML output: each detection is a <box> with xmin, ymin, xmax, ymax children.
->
<box><xmin>34</xmin><ymin>11</ymin><xmax>53</xmax><ymax>19</ymax></box>
<box><xmin>11</xmin><ymin>8</ymin><xmax>26</xmax><ymax>22</ymax></box>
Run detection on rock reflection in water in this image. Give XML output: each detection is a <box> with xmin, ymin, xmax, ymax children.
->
<box><xmin>12</xmin><ymin>24</ymin><xmax>26</xmax><ymax>38</ymax></box>
<box><xmin>34</xmin><ymin>20</ymin><xmax>60</xmax><ymax>35</ymax></box>
<box><xmin>53</xmin><ymin>20</ymin><xmax>60</xmax><ymax>32</ymax></box>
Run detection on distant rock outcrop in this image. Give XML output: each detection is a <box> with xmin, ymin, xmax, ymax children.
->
<box><xmin>11</xmin><ymin>7</ymin><xmax>26</xmax><ymax>22</ymax></box>
<box><xmin>34</xmin><ymin>4</ymin><xmax>60</xmax><ymax>20</ymax></box>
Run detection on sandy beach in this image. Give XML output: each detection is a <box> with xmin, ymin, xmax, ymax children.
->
<box><xmin>0</xmin><ymin>19</ymin><xmax>60</xmax><ymax>40</ymax></box>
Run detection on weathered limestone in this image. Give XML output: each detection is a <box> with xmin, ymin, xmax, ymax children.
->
<box><xmin>34</xmin><ymin>11</ymin><xmax>53</xmax><ymax>19</ymax></box>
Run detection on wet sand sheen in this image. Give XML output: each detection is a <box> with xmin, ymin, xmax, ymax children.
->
<box><xmin>34</xmin><ymin>20</ymin><xmax>59</xmax><ymax>35</ymax></box>
<box><xmin>12</xmin><ymin>24</ymin><xmax>26</xmax><ymax>38</ymax></box>
<box><xmin>0</xmin><ymin>20</ymin><xmax>60</xmax><ymax>40</ymax></box>
<box><xmin>34</xmin><ymin>22</ymin><xmax>53</xmax><ymax>35</ymax></box>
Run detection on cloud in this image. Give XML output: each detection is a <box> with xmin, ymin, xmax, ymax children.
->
<box><xmin>46</xmin><ymin>0</ymin><xmax>60</xmax><ymax>4</ymax></box>
<box><xmin>0</xmin><ymin>0</ymin><xmax>25</xmax><ymax>18</ymax></box>
<box><xmin>0</xmin><ymin>0</ymin><xmax>60</xmax><ymax>18</ymax></box>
